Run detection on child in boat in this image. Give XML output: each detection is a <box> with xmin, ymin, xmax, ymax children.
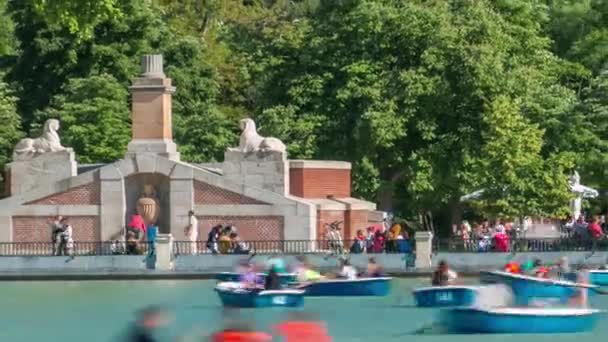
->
<box><xmin>431</xmin><ymin>260</ymin><xmax>457</xmax><ymax>286</ymax></box>
<box><xmin>366</xmin><ymin>257</ymin><xmax>384</xmax><ymax>277</ymax></box>
<box><xmin>338</xmin><ymin>258</ymin><xmax>357</xmax><ymax>280</ymax></box>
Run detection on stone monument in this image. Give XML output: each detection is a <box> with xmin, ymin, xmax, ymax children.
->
<box><xmin>125</xmin><ymin>54</ymin><xmax>180</xmax><ymax>161</ymax></box>
<box><xmin>136</xmin><ymin>184</ymin><xmax>160</xmax><ymax>227</ymax></box>
<box><xmin>223</xmin><ymin>118</ymin><xmax>289</xmax><ymax>195</ymax></box>
<box><xmin>568</xmin><ymin>170</ymin><xmax>599</xmax><ymax>220</ymax></box>
<box><xmin>6</xmin><ymin>119</ymin><xmax>76</xmax><ymax>196</ymax></box>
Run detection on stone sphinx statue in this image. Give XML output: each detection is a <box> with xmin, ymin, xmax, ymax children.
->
<box><xmin>229</xmin><ymin>118</ymin><xmax>286</xmax><ymax>153</ymax></box>
<box><xmin>12</xmin><ymin>119</ymin><xmax>68</xmax><ymax>160</ymax></box>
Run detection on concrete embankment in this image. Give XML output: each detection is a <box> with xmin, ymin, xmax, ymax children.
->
<box><xmin>0</xmin><ymin>251</ymin><xmax>604</xmax><ymax>280</ymax></box>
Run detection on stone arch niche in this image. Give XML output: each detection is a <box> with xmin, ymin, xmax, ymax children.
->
<box><xmin>125</xmin><ymin>173</ymin><xmax>171</xmax><ymax>234</ymax></box>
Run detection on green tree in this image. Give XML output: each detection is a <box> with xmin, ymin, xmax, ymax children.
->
<box><xmin>32</xmin><ymin>0</ymin><xmax>121</xmax><ymax>39</ymax></box>
<box><xmin>227</xmin><ymin>0</ymin><xmax>579</xmax><ymax>229</ymax></box>
<box><xmin>39</xmin><ymin>75</ymin><xmax>130</xmax><ymax>163</ymax></box>
<box><xmin>163</xmin><ymin>36</ymin><xmax>237</xmax><ymax>162</ymax></box>
<box><xmin>7</xmin><ymin>0</ymin><xmax>165</xmax><ymax>130</ymax></box>
<box><xmin>0</xmin><ymin>76</ymin><xmax>22</xmax><ymax>184</ymax></box>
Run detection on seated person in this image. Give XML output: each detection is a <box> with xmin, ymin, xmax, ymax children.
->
<box><xmin>295</xmin><ymin>262</ymin><xmax>323</xmax><ymax>283</ymax></box>
<box><xmin>266</xmin><ymin>255</ymin><xmax>287</xmax><ymax>274</ymax></box>
<box><xmin>339</xmin><ymin>259</ymin><xmax>357</xmax><ymax>280</ymax></box>
<box><xmin>366</xmin><ymin>257</ymin><xmax>384</xmax><ymax>277</ymax></box>
<box><xmin>264</xmin><ymin>266</ymin><xmax>281</xmax><ymax>290</ymax></box>
<box><xmin>239</xmin><ymin>264</ymin><xmax>259</xmax><ymax>289</ymax></box>
<box><xmin>431</xmin><ymin>260</ymin><xmax>457</xmax><ymax>286</ymax></box>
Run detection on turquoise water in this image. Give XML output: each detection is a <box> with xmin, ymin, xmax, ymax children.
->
<box><xmin>1</xmin><ymin>278</ymin><xmax>607</xmax><ymax>341</ymax></box>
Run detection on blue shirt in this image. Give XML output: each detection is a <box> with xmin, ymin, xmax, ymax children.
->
<box><xmin>147</xmin><ymin>225</ymin><xmax>158</xmax><ymax>242</ymax></box>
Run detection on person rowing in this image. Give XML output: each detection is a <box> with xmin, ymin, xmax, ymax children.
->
<box><xmin>294</xmin><ymin>256</ymin><xmax>324</xmax><ymax>283</ymax></box>
<box><xmin>431</xmin><ymin>260</ymin><xmax>457</xmax><ymax>286</ymax></box>
<box><xmin>338</xmin><ymin>258</ymin><xmax>357</xmax><ymax>280</ymax></box>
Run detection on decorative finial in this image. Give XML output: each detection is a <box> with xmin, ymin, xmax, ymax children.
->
<box><xmin>141</xmin><ymin>54</ymin><xmax>165</xmax><ymax>78</ymax></box>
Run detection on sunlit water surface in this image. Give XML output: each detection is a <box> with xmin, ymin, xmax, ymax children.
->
<box><xmin>1</xmin><ymin>278</ymin><xmax>606</xmax><ymax>341</ymax></box>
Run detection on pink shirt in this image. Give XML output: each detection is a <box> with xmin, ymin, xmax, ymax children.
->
<box><xmin>128</xmin><ymin>214</ymin><xmax>146</xmax><ymax>233</ymax></box>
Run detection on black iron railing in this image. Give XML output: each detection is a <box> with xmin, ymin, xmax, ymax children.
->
<box><xmin>0</xmin><ymin>241</ymin><xmax>153</xmax><ymax>256</ymax></box>
<box><xmin>433</xmin><ymin>237</ymin><xmax>608</xmax><ymax>253</ymax></box>
<box><xmin>173</xmin><ymin>239</ymin><xmax>415</xmax><ymax>255</ymax></box>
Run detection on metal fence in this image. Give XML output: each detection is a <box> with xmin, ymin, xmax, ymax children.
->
<box><xmin>0</xmin><ymin>241</ymin><xmax>152</xmax><ymax>256</ymax></box>
<box><xmin>173</xmin><ymin>239</ymin><xmax>415</xmax><ymax>256</ymax></box>
<box><xmin>433</xmin><ymin>237</ymin><xmax>608</xmax><ymax>253</ymax></box>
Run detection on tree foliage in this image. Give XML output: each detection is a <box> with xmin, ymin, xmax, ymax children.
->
<box><xmin>39</xmin><ymin>75</ymin><xmax>130</xmax><ymax>163</ymax></box>
<box><xmin>0</xmin><ymin>0</ymin><xmax>606</xmax><ymax>229</ymax></box>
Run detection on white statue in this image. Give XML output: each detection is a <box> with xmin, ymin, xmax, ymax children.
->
<box><xmin>12</xmin><ymin>119</ymin><xmax>67</xmax><ymax>160</ymax></box>
<box><xmin>568</xmin><ymin>170</ymin><xmax>598</xmax><ymax>220</ymax></box>
<box><xmin>230</xmin><ymin>118</ymin><xmax>286</xmax><ymax>153</ymax></box>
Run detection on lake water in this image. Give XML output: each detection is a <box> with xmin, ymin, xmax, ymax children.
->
<box><xmin>1</xmin><ymin>278</ymin><xmax>607</xmax><ymax>341</ymax></box>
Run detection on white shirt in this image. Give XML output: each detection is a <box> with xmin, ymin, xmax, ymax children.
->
<box><xmin>188</xmin><ymin>216</ymin><xmax>198</xmax><ymax>241</ymax></box>
<box><xmin>341</xmin><ymin>265</ymin><xmax>357</xmax><ymax>280</ymax></box>
<box><xmin>447</xmin><ymin>269</ymin><xmax>458</xmax><ymax>282</ymax></box>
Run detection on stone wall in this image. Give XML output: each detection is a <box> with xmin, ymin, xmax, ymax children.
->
<box><xmin>12</xmin><ymin>216</ymin><xmax>100</xmax><ymax>242</ymax></box>
<box><xmin>196</xmin><ymin>215</ymin><xmax>284</xmax><ymax>241</ymax></box>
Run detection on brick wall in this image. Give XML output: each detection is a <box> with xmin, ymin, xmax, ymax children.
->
<box><xmin>196</xmin><ymin>215</ymin><xmax>284</xmax><ymax>241</ymax></box>
<box><xmin>317</xmin><ymin>210</ymin><xmax>346</xmax><ymax>241</ymax></box>
<box><xmin>345</xmin><ymin>210</ymin><xmax>369</xmax><ymax>240</ymax></box>
<box><xmin>193</xmin><ymin>181</ymin><xmax>267</xmax><ymax>205</ymax></box>
<box><xmin>12</xmin><ymin>216</ymin><xmax>100</xmax><ymax>242</ymax></box>
<box><xmin>290</xmin><ymin>168</ymin><xmax>351</xmax><ymax>198</ymax></box>
<box><xmin>25</xmin><ymin>181</ymin><xmax>100</xmax><ymax>205</ymax></box>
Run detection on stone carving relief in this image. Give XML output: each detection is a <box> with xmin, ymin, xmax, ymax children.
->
<box><xmin>229</xmin><ymin>118</ymin><xmax>286</xmax><ymax>153</ymax></box>
<box><xmin>12</xmin><ymin>119</ymin><xmax>68</xmax><ymax>160</ymax></box>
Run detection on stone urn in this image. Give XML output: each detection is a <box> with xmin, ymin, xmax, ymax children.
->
<box><xmin>136</xmin><ymin>184</ymin><xmax>160</xmax><ymax>227</ymax></box>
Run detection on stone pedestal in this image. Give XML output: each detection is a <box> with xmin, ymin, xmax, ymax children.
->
<box><xmin>5</xmin><ymin>149</ymin><xmax>77</xmax><ymax>196</ymax></box>
<box><xmin>125</xmin><ymin>55</ymin><xmax>180</xmax><ymax>161</ymax></box>
<box><xmin>222</xmin><ymin>150</ymin><xmax>288</xmax><ymax>195</ymax></box>
<box><xmin>415</xmin><ymin>231</ymin><xmax>433</xmax><ymax>270</ymax></box>
<box><xmin>155</xmin><ymin>233</ymin><xmax>174</xmax><ymax>270</ymax></box>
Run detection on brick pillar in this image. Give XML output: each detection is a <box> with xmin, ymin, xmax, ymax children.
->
<box><xmin>126</xmin><ymin>54</ymin><xmax>180</xmax><ymax>161</ymax></box>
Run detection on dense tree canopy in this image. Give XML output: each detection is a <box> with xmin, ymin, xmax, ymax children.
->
<box><xmin>0</xmin><ymin>0</ymin><xmax>606</xmax><ymax>233</ymax></box>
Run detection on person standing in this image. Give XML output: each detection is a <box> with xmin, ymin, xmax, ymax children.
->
<box><xmin>206</xmin><ymin>225</ymin><xmax>221</xmax><ymax>254</ymax></box>
<box><xmin>185</xmin><ymin>210</ymin><xmax>198</xmax><ymax>255</ymax></box>
<box><xmin>59</xmin><ymin>217</ymin><xmax>73</xmax><ymax>257</ymax></box>
<box><xmin>147</xmin><ymin>224</ymin><xmax>158</xmax><ymax>256</ymax></box>
<box><xmin>48</xmin><ymin>215</ymin><xmax>64</xmax><ymax>255</ymax></box>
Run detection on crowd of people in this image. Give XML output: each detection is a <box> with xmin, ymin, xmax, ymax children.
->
<box><xmin>348</xmin><ymin>223</ymin><xmax>412</xmax><ymax>254</ymax></box>
<box><xmin>563</xmin><ymin>215</ymin><xmax>605</xmax><ymax>241</ymax></box>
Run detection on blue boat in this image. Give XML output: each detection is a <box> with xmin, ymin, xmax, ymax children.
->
<box><xmin>297</xmin><ymin>277</ymin><xmax>391</xmax><ymax>296</ymax></box>
<box><xmin>214</xmin><ymin>282</ymin><xmax>304</xmax><ymax>308</ymax></box>
<box><xmin>413</xmin><ymin>286</ymin><xmax>480</xmax><ymax>307</ymax></box>
<box><xmin>215</xmin><ymin>272</ymin><xmax>296</xmax><ymax>284</ymax></box>
<box><xmin>563</xmin><ymin>270</ymin><xmax>608</xmax><ymax>286</ymax></box>
<box><xmin>589</xmin><ymin>270</ymin><xmax>608</xmax><ymax>286</ymax></box>
<box><xmin>441</xmin><ymin>307</ymin><xmax>603</xmax><ymax>334</ymax></box>
<box><xmin>479</xmin><ymin>271</ymin><xmax>596</xmax><ymax>305</ymax></box>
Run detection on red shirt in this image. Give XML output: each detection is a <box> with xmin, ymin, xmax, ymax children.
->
<box><xmin>128</xmin><ymin>214</ymin><xmax>146</xmax><ymax>233</ymax></box>
<box><xmin>588</xmin><ymin>223</ymin><xmax>602</xmax><ymax>238</ymax></box>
